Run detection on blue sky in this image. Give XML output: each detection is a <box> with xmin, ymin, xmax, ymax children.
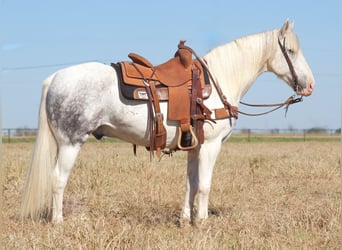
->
<box><xmin>1</xmin><ymin>0</ymin><xmax>341</xmax><ymax>130</ymax></box>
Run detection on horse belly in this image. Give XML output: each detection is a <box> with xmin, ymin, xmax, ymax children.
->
<box><xmin>103</xmin><ymin>102</ymin><xmax>179</xmax><ymax>148</ymax></box>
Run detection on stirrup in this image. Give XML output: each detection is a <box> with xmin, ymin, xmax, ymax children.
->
<box><xmin>177</xmin><ymin>126</ymin><xmax>198</xmax><ymax>151</ymax></box>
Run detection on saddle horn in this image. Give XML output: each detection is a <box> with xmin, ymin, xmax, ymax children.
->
<box><xmin>175</xmin><ymin>40</ymin><xmax>193</xmax><ymax>69</ymax></box>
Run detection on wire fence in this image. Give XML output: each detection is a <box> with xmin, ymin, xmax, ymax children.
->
<box><xmin>232</xmin><ymin>128</ymin><xmax>340</xmax><ymax>142</ymax></box>
<box><xmin>2</xmin><ymin>128</ymin><xmax>38</xmax><ymax>143</ymax></box>
<box><xmin>2</xmin><ymin>127</ymin><xmax>340</xmax><ymax>143</ymax></box>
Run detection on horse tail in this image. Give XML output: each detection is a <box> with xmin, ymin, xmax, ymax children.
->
<box><xmin>21</xmin><ymin>74</ymin><xmax>57</xmax><ymax>221</ymax></box>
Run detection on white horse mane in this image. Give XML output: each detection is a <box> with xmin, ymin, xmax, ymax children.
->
<box><xmin>204</xmin><ymin>30</ymin><xmax>281</xmax><ymax>106</ymax></box>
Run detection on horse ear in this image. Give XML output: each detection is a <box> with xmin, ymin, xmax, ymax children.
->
<box><xmin>280</xmin><ymin>19</ymin><xmax>294</xmax><ymax>37</ymax></box>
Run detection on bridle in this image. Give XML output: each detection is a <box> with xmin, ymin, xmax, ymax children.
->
<box><xmin>238</xmin><ymin>36</ymin><xmax>304</xmax><ymax>117</ymax></box>
<box><xmin>277</xmin><ymin>37</ymin><xmax>301</xmax><ymax>93</ymax></box>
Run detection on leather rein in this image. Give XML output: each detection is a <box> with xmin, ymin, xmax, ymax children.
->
<box><xmin>239</xmin><ymin>95</ymin><xmax>303</xmax><ymax>117</ymax></box>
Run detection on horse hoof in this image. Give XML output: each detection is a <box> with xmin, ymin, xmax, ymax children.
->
<box><xmin>51</xmin><ymin>216</ymin><xmax>63</xmax><ymax>224</ymax></box>
<box><xmin>177</xmin><ymin>217</ymin><xmax>192</xmax><ymax>228</ymax></box>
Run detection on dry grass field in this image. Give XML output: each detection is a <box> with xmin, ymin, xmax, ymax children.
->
<box><xmin>1</xmin><ymin>140</ymin><xmax>341</xmax><ymax>249</ymax></box>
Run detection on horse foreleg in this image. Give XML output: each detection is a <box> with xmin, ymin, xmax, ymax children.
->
<box><xmin>181</xmin><ymin>149</ymin><xmax>199</xmax><ymax>224</ymax></box>
<box><xmin>197</xmin><ymin>139</ymin><xmax>222</xmax><ymax>220</ymax></box>
<box><xmin>181</xmin><ymin>139</ymin><xmax>221</xmax><ymax>225</ymax></box>
<box><xmin>52</xmin><ymin>144</ymin><xmax>81</xmax><ymax>223</ymax></box>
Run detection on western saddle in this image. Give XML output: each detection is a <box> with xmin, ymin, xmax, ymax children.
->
<box><xmin>112</xmin><ymin>41</ymin><xmax>238</xmax><ymax>157</ymax></box>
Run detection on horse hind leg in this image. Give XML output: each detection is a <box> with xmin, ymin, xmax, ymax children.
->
<box><xmin>51</xmin><ymin>143</ymin><xmax>82</xmax><ymax>223</ymax></box>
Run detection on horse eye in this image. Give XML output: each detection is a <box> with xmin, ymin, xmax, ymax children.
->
<box><xmin>288</xmin><ymin>49</ymin><xmax>295</xmax><ymax>55</ymax></box>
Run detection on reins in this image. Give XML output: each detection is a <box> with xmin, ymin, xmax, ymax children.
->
<box><xmin>239</xmin><ymin>95</ymin><xmax>303</xmax><ymax>117</ymax></box>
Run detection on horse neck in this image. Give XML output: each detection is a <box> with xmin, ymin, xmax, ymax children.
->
<box><xmin>204</xmin><ymin>30</ymin><xmax>278</xmax><ymax>106</ymax></box>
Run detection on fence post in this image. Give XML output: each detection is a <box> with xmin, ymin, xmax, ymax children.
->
<box><xmin>248</xmin><ymin>129</ymin><xmax>251</xmax><ymax>142</ymax></box>
<box><xmin>303</xmin><ymin>129</ymin><xmax>306</xmax><ymax>142</ymax></box>
<box><xmin>7</xmin><ymin>128</ymin><xmax>11</xmax><ymax>143</ymax></box>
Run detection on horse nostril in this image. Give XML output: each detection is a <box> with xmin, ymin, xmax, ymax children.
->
<box><xmin>307</xmin><ymin>79</ymin><xmax>315</xmax><ymax>90</ymax></box>
<box><xmin>311</xmin><ymin>82</ymin><xmax>315</xmax><ymax>90</ymax></box>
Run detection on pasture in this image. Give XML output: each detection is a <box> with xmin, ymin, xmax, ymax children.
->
<box><xmin>1</xmin><ymin>140</ymin><xmax>341</xmax><ymax>249</ymax></box>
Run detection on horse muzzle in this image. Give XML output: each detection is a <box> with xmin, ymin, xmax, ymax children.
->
<box><xmin>298</xmin><ymin>79</ymin><xmax>314</xmax><ymax>96</ymax></box>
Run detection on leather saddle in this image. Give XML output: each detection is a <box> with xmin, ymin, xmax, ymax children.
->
<box><xmin>112</xmin><ymin>41</ymin><xmax>213</xmax><ymax>156</ymax></box>
<box><xmin>117</xmin><ymin>44</ymin><xmax>211</xmax><ymax>101</ymax></box>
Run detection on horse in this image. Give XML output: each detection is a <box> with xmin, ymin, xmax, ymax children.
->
<box><xmin>21</xmin><ymin>20</ymin><xmax>314</xmax><ymax>224</ymax></box>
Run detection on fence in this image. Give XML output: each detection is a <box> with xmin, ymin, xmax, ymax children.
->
<box><xmin>2</xmin><ymin>128</ymin><xmax>38</xmax><ymax>143</ymax></box>
<box><xmin>2</xmin><ymin>127</ymin><xmax>340</xmax><ymax>143</ymax></box>
<box><xmin>232</xmin><ymin>128</ymin><xmax>340</xmax><ymax>142</ymax></box>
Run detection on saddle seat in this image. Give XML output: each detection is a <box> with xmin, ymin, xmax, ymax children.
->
<box><xmin>121</xmin><ymin>42</ymin><xmax>203</xmax><ymax>88</ymax></box>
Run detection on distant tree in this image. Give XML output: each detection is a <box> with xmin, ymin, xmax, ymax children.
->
<box><xmin>240</xmin><ymin>128</ymin><xmax>250</xmax><ymax>134</ymax></box>
<box><xmin>15</xmin><ymin>127</ymin><xmax>37</xmax><ymax>136</ymax></box>
<box><xmin>307</xmin><ymin>127</ymin><xmax>326</xmax><ymax>134</ymax></box>
<box><xmin>288</xmin><ymin>125</ymin><xmax>295</xmax><ymax>132</ymax></box>
<box><xmin>335</xmin><ymin>128</ymin><xmax>341</xmax><ymax>134</ymax></box>
<box><xmin>270</xmin><ymin>128</ymin><xmax>279</xmax><ymax>134</ymax></box>
<box><xmin>15</xmin><ymin>127</ymin><xmax>26</xmax><ymax>136</ymax></box>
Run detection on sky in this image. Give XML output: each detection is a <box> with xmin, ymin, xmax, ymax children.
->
<box><xmin>1</xmin><ymin>0</ymin><xmax>341</xmax><ymax>130</ymax></box>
